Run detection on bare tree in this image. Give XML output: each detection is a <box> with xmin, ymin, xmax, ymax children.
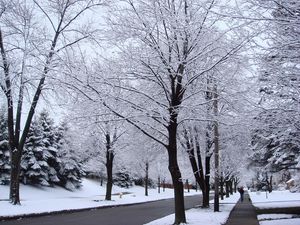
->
<box><xmin>0</xmin><ymin>0</ymin><xmax>105</xmax><ymax>204</ymax></box>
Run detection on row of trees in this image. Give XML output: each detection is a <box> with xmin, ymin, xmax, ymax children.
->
<box><xmin>0</xmin><ymin>1</ymin><xmax>267</xmax><ymax>224</ymax></box>
<box><xmin>0</xmin><ymin>108</ymin><xmax>84</xmax><ymax>189</ymax></box>
<box><xmin>62</xmin><ymin>1</ymin><xmax>253</xmax><ymax>223</ymax></box>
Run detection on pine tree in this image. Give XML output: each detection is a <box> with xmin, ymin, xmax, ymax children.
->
<box><xmin>38</xmin><ymin>110</ymin><xmax>60</xmax><ymax>184</ymax></box>
<box><xmin>21</xmin><ymin>110</ymin><xmax>61</xmax><ymax>186</ymax></box>
<box><xmin>0</xmin><ymin>108</ymin><xmax>10</xmax><ymax>185</ymax></box>
<box><xmin>258</xmin><ymin>1</ymin><xmax>300</xmax><ymax>122</ymax></box>
<box><xmin>250</xmin><ymin>111</ymin><xmax>300</xmax><ymax>172</ymax></box>
<box><xmin>21</xmin><ymin>118</ymin><xmax>50</xmax><ymax>186</ymax></box>
<box><xmin>56</xmin><ymin>122</ymin><xmax>85</xmax><ymax>190</ymax></box>
<box><xmin>252</xmin><ymin>1</ymin><xmax>300</xmax><ymax>174</ymax></box>
<box><xmin>114</xmin><ymin>166</ymin><xmax>133</xmax><ymax>188</ymax></box>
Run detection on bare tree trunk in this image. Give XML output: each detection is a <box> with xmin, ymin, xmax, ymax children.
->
<box><xmin>233</xmin><ymin>177</ymin><xmax>239</xmax><ymax>193</ymax></box>
<box><xmin>185</xmin><ymin>179</ymin><xmax>190</xmax><ymax>192</ymax></box>
<box><xmin>225</xmin><ymin>180</ymin><xmax>230</xmax><ymax>198</ymax></box>
<box><xmin>269</xmin><ymin>175</ymin><xmax>273</xmax><ymax>193</ymax></box>
<box><xmin>203</xmin><ymin>75</ymin><xmax>213</xmax><ymax>208</ymax></box>
<box><xmin>182</xmin><ymin>126</ymin><xmax>208</xmax><ymax>208</ymax></box>
<box><xmin>220</xmin><ymin>175</ymin><xmax>224</xmax><ymax>200</ymax></box>
<box><xmin>105</xmin><ymin>133</ymin><xmax>114</xmax><ymax>201</ymax></box>
<box><xmin>145</xmin><ymin>162</ymin><xmax>149</xmax><ymax>196</ymax></box>
<box><xmin>168</xmin><ymin>117</ymin><xmax>186</xmax><ymax>224</ymax></box>
<box><xmin>158</xmin><ymin>176</ymin><xmax>160</xmax><ymax>194</ymax></box>
<box><xmin>213</xmin><ymin>85</ymin><xmax>220</xmax><ymax>212</ymax></box>
<box><xmin>229</xmin><ymin>178</ymin><xmax>233</xmax><ymax>194</ymax></box>
<box><xmin>204</xmin><ymin>155</ymin><xmax>211</xmax><ymax>208</ymax></box>
<box><xmin>9</xmin><ymin>150</ymin><xmax>21</xmax><ymax>204</ymax></box>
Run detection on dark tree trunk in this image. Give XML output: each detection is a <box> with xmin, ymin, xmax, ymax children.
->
<box><xmin>168</xmin><ymin>117</ymin><xmax>186</xmax><ymax>225</ymax></box>
<box><xmin>145</xmin><ymin>162</ymin><xmax>149</xmax><ymax>196</ymax></box>
<box><xmin>203</xmin><ymin>87</ymin><xmax>213</xmax><ymax>208</ymax></box>
<box><xmin>225</xmin><ymin>180</ymin><xmax>230</xmax><ymax>198</ymax></box>
<box><xmin>185</xmin><ymin>179</ymin><xmax>190</xmax><ymax>192</ymax></box>
<box><xmin>234</xmin><ymin>178</ymin><xmax>238</xmax><ymax>193</ymax></box>
<box><xmin>229</xmin><ymin>178</ymin><xmax>233</xmax><ymax>194</ymax></box>
<box><xmin>213</xmin><ymin>85</ymin><xmax>220</xmax><ymax>212</ymax></box>
<box><xmin>158</xmin><ymin>176</ymin><xmax>160</xmax><ymax>194</ymax></box>
<box><xmin>204</xmin><ymin>155</ymin><xmax>211</xmax><ymax>208</ymax></box>
<box><xmin>10</xmin><ymin>149</ymin><xmax>21</xmax><ymax>204</ymax></box>
<box><xmin>269</xmin><ymin>175</ymin><xmax>273</xmax><ymax>193</ymax></box>
<box><xmin>105</xmin><ymin>161</ymin><xmax>113</xmax><ymax>200</ymax></box>
<box><xmin>183</xmin><ymin>125</ymin><xmax>205</xmax><ymax>207</ymax></box>
<box><xmin>105</xmin><ymin>133</ymin><xmax>114</xmax><ymax>201</ymax></box>
<box><xmin>220</xmin><ymin>176</ymin><xmax>224</xmax><ymax>200</ymax></box>
<box><xmin>163</xmin><ymin>179</ymin><xmax>165</xmax><ymax>192</ymax></box>
<box><xmin>183</xmin><ymin>127</ymin><xmax>209</xmax><ymax>208</ymax></box>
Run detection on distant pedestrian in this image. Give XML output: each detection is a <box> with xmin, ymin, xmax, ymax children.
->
<box><xmin>238</xmin><ymin>186</ymin><xmax>245</xmax><ymax>202</ymax></box>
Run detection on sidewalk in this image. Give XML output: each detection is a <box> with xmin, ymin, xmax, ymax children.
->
<box><xmin>225</xmin><ymin>193</ymin><xmax>259</xmax><ymax>225</ymax></box>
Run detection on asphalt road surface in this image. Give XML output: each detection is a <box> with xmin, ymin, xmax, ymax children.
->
<box><xmin>0</xmin><ymin>195</ymin><xmax>202</xmax><ymax>225</ymax></box>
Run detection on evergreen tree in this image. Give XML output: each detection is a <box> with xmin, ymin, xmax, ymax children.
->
<box><xmin>251</xmin><ymin>1</ymin><xmax>300</xmax><ymax>175</ymax></box>
<box><xmin>250</xmin><ymin>111</ymin><xmax>300</xmax><ymax>172</ymax></box>
<box><xmin>21</xmin><ymin>111</ymin><xmax>84</xmax><ymax>189</ymax></box>
<box><xmin>56</xmin><ymin>122</ymin><xmax>85</xmax><ymax>190</ymax></box>
<box><xmin>0</xmin><ymin>108</ymin><xmax>10</xmax><ymax>185</ymax></box>
<box><xmin>21</xmin><ymin>119</ymin><xmax>50</xmax><ymax>186</ymax></box>
<box><xmin>38</xmin><ymin>110</ymin><xmax>60</xmax><ymax>184</ymax></box>
<box><xmin>114</xmin><ymin>166</ymin><xmax>133</xmax><ymax>188</ymax></box>
<box><xmin>21</xmin><ymin>110</ymin><xmax>60</xmax><ymax>186</ymax></box>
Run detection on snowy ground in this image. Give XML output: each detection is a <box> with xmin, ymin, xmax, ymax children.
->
<box><xmin>3</xmin><ymin>182</ymin><xmax>300</xmax><ymax>225</ymax></box>
<box><xmin>249</xmin><ymin>190</ymin><xmax>300</xmax><ymax>225</ymax></box>
<box><xmin>0</xmin><ymin>179</ymin><xmax>199</xmax><ymax>218</ymax></box>
<box><xmin>144</xmin><ymin>193</ymin><xmax>240</xmax><ymax>225</ymax></box>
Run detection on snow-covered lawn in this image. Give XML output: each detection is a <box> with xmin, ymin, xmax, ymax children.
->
<box><xmin>0</xmin><ymin>178</ymin><xmax>199</xmax><ymax>218</ymax></box>
<box><xmin>249</xmin><ymin>190</ymin><xmax>300</xmax><ymax>225</ymax></box>
<box><xmin>144</xmin><ymin>193</ymin><xmax>240</xmax><ymax>225</ymax></box>
<box><xmin>259</xmin><ymin>218</ymin><xmax>300</xmax><ymax>225</ymax></box>
<box><xmin>249</xmin><ymin>190</ymin><xmax>300</xmax><ymax>209</ymax></box>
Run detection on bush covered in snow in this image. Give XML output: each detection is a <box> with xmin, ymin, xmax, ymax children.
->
<box><xmin>114</xmin><ymin>167</ymin><xmax>133</xmax><ymax>188</ymax></box>
<box><xmin>0</xmin><ymin>108</ymin><xmax>10</xmax><ymax>185</ymax></box>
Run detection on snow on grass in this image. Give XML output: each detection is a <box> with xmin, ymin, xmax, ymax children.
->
<box><xmin>249</xmin><ymin>190</ymin><xmax>300</xmax><ymax>209</ymax></box>
<box><xmin>249</xmin><ymin>190</ymin><xmax>300</xmax><ymax>225</ymax></box>
<box><xmin>258</xmin><ymin>214</ymin><xmax>298</xmax><ymax>220</ymax></box>
<box><xmin>260</xmin><ymin>218</ymin><xmax>300</xmax><ymax>225</ymax></box>
<box><xmin>144</xmin><ymin>193</ymin><xmax>240</xmax><ymax>225</ymax></box>
<box><xmin>0</xmin><ymin>178</ymin><xmax>199</xmax><ymax>218</ymax></box>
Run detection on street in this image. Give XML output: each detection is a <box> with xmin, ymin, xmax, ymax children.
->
<box><xmin>0</xmin><ymin>195</ymin><xmax>202</xmax><ymax>225</ymax></box>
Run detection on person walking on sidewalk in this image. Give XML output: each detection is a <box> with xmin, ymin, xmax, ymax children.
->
<box><xmin>238</xmin><ymin>186</ymin><xmax>245</xmax><ymax>202</ymax></box>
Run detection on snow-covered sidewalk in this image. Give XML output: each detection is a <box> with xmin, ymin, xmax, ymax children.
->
<box><xmin>0</xmin><ymin>179</ymin><xmax>199</xmax><ymax>218</ymax></box>
<box><xmin>145</xmin><ymin>193</ymin><xmax>240</xmax><ymax>225</ymax></box>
